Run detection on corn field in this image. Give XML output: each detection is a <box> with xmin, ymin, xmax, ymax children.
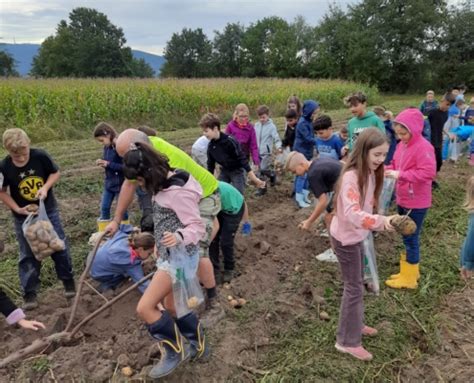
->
<box><xmin>0</xmin><ymin>78</ymin><xmax>378</xmax><ymax>142</ymax></box>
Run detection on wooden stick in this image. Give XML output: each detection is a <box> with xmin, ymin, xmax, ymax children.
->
<box><xmin>392</xmin><ymin>295</ymin><xmax>428</xmax><ymax>334</ymax></box>
<box><xmin>236</xmin><ymin>362</ymin><xmax>270</xmax><ymax>376</ymax></box>
<box><xmin>83</xmin><ymin>280</ymin><xmax>109</xmax><ymax>303</ymax></box>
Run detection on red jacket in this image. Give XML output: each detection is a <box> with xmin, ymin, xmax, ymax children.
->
<box><xmin>387</xmin><ymin>108</ymin><xmax>436</xmax><ymax>209</ymax></box>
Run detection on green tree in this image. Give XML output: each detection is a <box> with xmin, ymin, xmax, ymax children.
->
<box><xmin>31</xmin><ymin>7</ymin><xmax>153</xmax><ymax>78</ymax></box>
<box><xmin>160</xmin><ymin>28</ymin><xmax>213</xmax><ymax>78</ymax></box>
<box><xmin>212</xmin><ymin>23</ymin><xmax>245</xmax><ymax>77</ymax></box>
<box><xmin>0</xmin><ymin>50</ymin><xmax>19</xmax><ymax>77</ymax></box>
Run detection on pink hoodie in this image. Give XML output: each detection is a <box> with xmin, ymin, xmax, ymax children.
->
<box><xmin>330</xmin><ymin>169</ymin><xmax>386</xmax><ymax>246</ymax></box>
<box><xmin>225</xmin><ymin>120</ymin><xmax>261</xmax><ymax>165</ymax></box>
<box><xmin>386</xmin><ymin>108</ymin><xmax>436</xmax><ymax>209</ymax></box>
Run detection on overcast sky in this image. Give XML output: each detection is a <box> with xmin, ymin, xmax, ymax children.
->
<box><xmin>1</xmin><ymin>0</ymin><xmax>359</xmax><ymax>55</ymax></box>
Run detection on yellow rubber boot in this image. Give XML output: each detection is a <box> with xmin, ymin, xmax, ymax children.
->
<box><xmin>121</xmin><ymin>219</ymin><xmax>130</xmax><ymax>226</ymax></box>
<box><xmin>385</xmin><ymin>262</ymin><xmax>419</xmax><ymax>289</ymax></box>
<box><xmin>388</xmin><ymin>252</ymin><xmax>406</xmax><ymax>280</ymax></box>
<box><xmin>97</xmin><ymin>219</ymin><xmax>111</xmax><ymax>232</ymax></box>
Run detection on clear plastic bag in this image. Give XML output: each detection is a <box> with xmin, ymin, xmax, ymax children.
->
<box><xmin>362</xmin><ymin>232</ymin><xmax>380</xmax><ymax>295</ymax></box>
<box><xmin>274</xmin><ymin>148</ymin><xmax>290</xmax><ymax>173</ymax></box>
<box><xmin>378</xmin><ymin>177</ymin><xmax>396</xmax><ymax>215</ymax></box>
<box><xmin>169</xmin><ymin>246</ymin><xmax>204</xmax><ymax>318</ymax></box>
<box><xmin>22</xmin><ymin>199</ymin><xmax>65</xmax><ymax>261</ymax></box>
<box><xmin>449</xmin><ymin>136</ymin><xmax>460</xmax><ymax>161</ymax></box>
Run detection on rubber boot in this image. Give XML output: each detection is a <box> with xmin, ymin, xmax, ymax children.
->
<box><xmin>388</xmin><ymin>253</ymin><xmax>420</xmax><ymax>281</ymax></box>
<box><xmin>175</xmin><ymin>312</ymin><xmax>210</xmax><ymax>361</ymax></box>
<box><xmin>385</xmin><ymin>262</ymin><xmax>419</xmax><ymax>289</ymax></box>
<box><xmin>295</xmin><ymin>193</ymin><xmax>311</xmax><ymax>208</ymax></box>
<box><xmin>147</xmin><ymin>311</ymin><xmax>190</xmax><ymax>379</ymax></box>
<box><xmin>97</xmin><ymin>219</ymin><xmax>111</xmax><ymax>232</ymax></box>
<box><xmin>302</xmin><ymin>189</ymin><xmax>312</xmax><ymax>204</ymax></box>
<box><xmin>121</xmin><ymin>219</ymin><xmax>130</xmax><ymax>225</ymax></box>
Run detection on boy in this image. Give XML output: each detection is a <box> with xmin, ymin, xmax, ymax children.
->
<box><xmin>209</xmin><ymin>181</ymin><xmax>246</xmax><ymax>284</ymax></box>
<box><xmin>201</xmin><ymin>113</ymin><xmax>265</xmax><ymax>194</ymax></box>
<box><xmin>344</xmin><ymin>92</ymin><xmax>385</xmax><ymax>151</ymax></box>
<box><xmin>420</xmin><ymin>90</ymin><xmax>439</xmax><ymax>116</ymax></box>
<box><xmin>285</xmin><ymin>151</ymin><xmax>342</xmax><ymax>262</ymax></box>
<box><xmin>0</xmin><ymin>129</ymin><xmax>75</xmax><ymax>310</ymax></box>
<box><xmin>313</xmin><ymin>115</ymin><xmax>343</xmax><ymax>160</ymax></box>
<box><xmin>254</xmin><ymin>105</ymin><xmax>282</xmax><ymax>192</ymax></box>
<box><xmin>282</xmin><ymin>109</ymin><xmax>298</xmax><ymax>151</ymax></box>
<box><xmin>428</xmin><ymin>92</ymin><xmax>456</xmax><ymax>178</ymax></box>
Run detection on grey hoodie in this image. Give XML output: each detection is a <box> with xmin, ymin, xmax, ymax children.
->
<box><xmin>254</xmin><ymin>118</ymin><xmax>282</xmax><ymax>156</ymax></box>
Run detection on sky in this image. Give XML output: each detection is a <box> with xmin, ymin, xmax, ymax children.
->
<box><xmin>0</xmin><ymin>0</ymin><xmax>357</xmax><ymax>55</ymax></box>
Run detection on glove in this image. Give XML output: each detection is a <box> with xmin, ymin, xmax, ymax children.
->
<box><xmin>241</xmin><ymin>221</ymin><xmax>252</xmax><ymax>236</ymax></box>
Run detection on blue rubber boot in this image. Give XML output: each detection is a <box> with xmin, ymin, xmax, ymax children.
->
<box><xmin>175</xmin><ymin>312</ymin><xmax>210</xmax><ymax>361</ymax></box>
<box><xmin>147</xmin><ymin>311</ymin><xmax>190</xmax><ymax>379</ymax></box>
<box><xmin>295</xmin><ymin>193</ymin><xmax>311</xmax><ymax>208</ymax></box>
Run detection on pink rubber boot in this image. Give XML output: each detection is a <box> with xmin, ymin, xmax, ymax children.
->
<box><xmin>335</xmin><ymin>343</ymin><xmax>373</xmax><ymax>361</ymax></box>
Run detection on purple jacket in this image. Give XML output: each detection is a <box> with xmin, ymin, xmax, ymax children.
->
<box><xmin>225</xmin><ymin>120</ymin><xmax>260</xmax><ymax>165</ymax></box>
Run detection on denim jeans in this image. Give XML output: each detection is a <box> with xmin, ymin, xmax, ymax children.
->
<box><xmin>218</xmin><ymin>168</ymin><xmax>246</xmax><ymax>195</ymax></box>
<box><xmin>397</xmin><ymin>206</ymin><xmax>428</xmax><ymax>264</ymax></box>
<box><xmin>294</xmin><ymin>174</ymin><xmax>309</xmax><ymax>194</ymax></box>
<box><xmin>100</xmin><ymin>188</ymin><xmax>128</xmax><ymax>220</ymax></box>
<box><xmin>14</xmin><ymin>208</ymin><xmax>74</xmax><ymax>297</ymax></box>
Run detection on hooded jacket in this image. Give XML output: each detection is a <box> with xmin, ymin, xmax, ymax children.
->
<box><xmin>225</xmin><ymin>120</ymin><xmax>260</xmax><ymax>165</ymax></box>
<box><xmin>293</xmin><ymin>100</ymin><xmax>319</xmax><ymax>160</ymax></box>
<box><xmin>254</xmin><ymin>118</ymin><xmax>282</xmax><ymax>156</ymax></box>
<box><xmin>386</xmin><ymin>108</ymin><xmax>436</xmax><ymax>209</ymax></box>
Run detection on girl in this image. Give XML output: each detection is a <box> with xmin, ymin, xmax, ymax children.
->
<box><xmin>330</xmin><ymin>128</ymin><xmax>395</xmax><ymax>361</ymax></box>
<box><xmin>93</xmin><ymin>122</ymin><xmax>128</xmax><ymax>229</ymax></box>
<box><xmin>460</xmin><ymin>176</ymin><xmax>474</xmax><ymax>280</ymax></box>
<box><xmin>90</xmin><ymin>226</ymin><xmax>155</xmax><ymax>294</ymax></box>
<box><xmin>385</xmin><ymin>108</ymin><xmax>436</xmax><ymax>289</ymax></box>
<box><xmin>1</xmin><ymin>288</ymin><xmax>45</xmax><ymax>330</ymax></box>
<box><xmin>225</xmin><ymin>103</ymin><xmax>260</xmax><ymax>169</ymax></box>
<box><xmin>123</xmin><ymin>142</ymin><xmax>207</xmax><ymax>379</ymax></box>
<box><xmin>287</xmin><ymin>95</ymin><xmax>302</xmax><ymax>118</ymax></box>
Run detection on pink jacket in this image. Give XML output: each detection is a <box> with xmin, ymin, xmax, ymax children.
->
<box><xmin>386</xmin><ymin>108</ymin><xmax>436</xmax><ymax>209</ymax></box>
<box><xmin>225</xmin><ymin>120</ymin><xmax>261</xmax><ymax>165</ymax></box>
<box><xmin>153</xmin><ymin>173</ymin><xmax>205</xmax><ymax>246</ymax></box>
<box><xmin>330</xmin><ymin>170</ymin><xmax>386</xmax><ymax>246</ymax></box>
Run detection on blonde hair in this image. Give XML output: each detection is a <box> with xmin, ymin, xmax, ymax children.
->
<box><xmin>426</xmin><ymin>90</ymin><xmax>435</xmax><ymax>95</ymax></box>
<box><xmin>2</xmin><ymin>128</ymin><xmax>31</xmax><ymax>153</ymax></box>
<box><xmin>129</xmin><ymin>231</ymin><xmax>155</xmax><ymax>250</ymax></box>
<box><xmin>464</xmin><ymin>176</ymin><xmax>474</xmax><ymax>212</ymax></box>
<box><xmin>234</xmin><ymin>103</ymin><xmax>249</xmax><ymax>117</ymax></box>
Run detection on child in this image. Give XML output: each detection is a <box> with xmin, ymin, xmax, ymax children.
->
<box><xmin>285</xmin><ymin>151</ymin><xmax>342</xmax><ymax>262</ymax></box>
<box><xmin>287</xmin><ymin>95</ymin><xmax>302</xmax><ymax>117</ymax></box>
<box><xmin>1</xmin><ymin>288</ymin><xmax>45</xmax><ymax>330</ymax></box>
<box><xmin>344</xmin><ymin>92</ymin><xmax>385</xmax><ymax>151</ymax></box>
<box><xmin>330</xmin><ymin>128</ymin><xmax>395</xmax><ymax>361</ymax></box>
<box><xmin>90</xmin><ymin>226</ymin><xmax>155</xmax><ymax>294</ymax></box>
<box><xmin>460</xmin><ymin>176</ymin><xmax>474</xmax><ymax>280</ymax></box>
<box><xmin>463</xmin><ymin>97</ymin><xmax>474</xmax><ymax>165</ymax></box>
<box><xmin>442</xmin><ymin>95</ymin><xmax>462</xmax><ymax>161</ymax></box>
<box><xmin>385</xmin><ymin>108</ymin><xmax>436</xmax><ymax>289</ymax></box>
<box><xmin>293</xmin><ymin>100</ymin><xmax>320</xmax><ymax>208</ymax></box>
<box><xmin>0</xmin><ymin>129</ymin><xmax>75</xmax><ymax>310</ymax></box>
<box><xmin>382</xmin><ymin>110</ymin><xmax>397</xmax><ymax>165</ymax></box>
<box><xmin>201</xmin><ymin>113</ymin><xmax>265</xmax><ymax>194</ymax></box>
<box><xmin>420</xmin><ymin>90</ymin><xmax>439</xmax><ymax>116</ymax></box>
<box><xmin>282</xmin><ymin>109</ymin><xmax>298</xmax><ymax>151</ymax></box>
<box><xmin>225</xmin><ymin>103</ymin><xmax>260</xmax><ymax>168</ymax></box>
<box><xmin>191</xmin><ymin>135</ymin><xmax>210</xmax><ymax>169</ymax></box>
<box><xmin>254</xmin><ymin>105</ymin><xmax>282</xmax><ymax>191</ymax></box>
<box><xmin>123</xmin><ymin>142</ymin><xmax>208</xmax><ymax>379</ymax></box>
<box><xmin>94</xmin><ymin>122</ymin><xmax>128</xmax><ymax>230</ymax></box>
<box><xmin>313</xmin><ymin>115</ymin><xmax>343</xmax><ymax>160</ymax></box>
<box><xmin>209</xmin><ymin>181</ymin><xmax>246</xmax><ymax>283</ymax></box>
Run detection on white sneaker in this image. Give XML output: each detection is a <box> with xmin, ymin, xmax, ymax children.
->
<box><xmin>319</xmin><ymin>229</ymin><xmax>329</xmax><ymax>238</ymax></box>
<box><xmin>316</xmin><ymin>248</ymin><xmax>338</xmax><ymax>262</ymax></box>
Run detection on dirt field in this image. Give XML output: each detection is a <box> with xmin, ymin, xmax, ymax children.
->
<box><xmin>0</xmin><ymin>118</ymin><xmax>473</xmax><ymax>381</ymax></box>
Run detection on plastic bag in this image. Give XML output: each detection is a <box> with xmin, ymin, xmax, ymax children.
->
<box><xmin>378</xmin><ymin>177</ymin><xmax>396</xmax><ymax>215</ymax></box>
<box><xmin>22</xmin><ymin>199</ymin><xmax>65</xmax><ymax>261</ymax></box>
<box><xmin>274</xmin><ymin>148</ymin><xmax>290</xmax><ymax>173</ymax></box>
<box><xmin>169</xmin><ymin>246</ymin><xmax>204</xmax><ymax>318</ymax></box>
<box><xmin>362</xmin><ymin>233</ymin><xmax>380</xmax><ymax>295</ymax></box>
<box><xmin>449</xmin><ymin>136</ymin><xmax>460</xmax><ymax>161</ymax></box>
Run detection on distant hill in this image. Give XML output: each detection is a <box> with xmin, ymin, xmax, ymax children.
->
<box><xmin>0</xmin><ymin>43</ymin><xmax>165</xmax><ymax>77</ymax></box>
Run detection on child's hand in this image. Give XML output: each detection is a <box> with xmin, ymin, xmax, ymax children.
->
<box><xmin>161</xmin><ymin>231</ymin><xmax>178</xmax><ymax>248</ymax></box>
<box><xmin>15</xmin><ymin>206</ymin><xmax>31</xmax><ymax>215</ymax></box>
<box><xmin>298</xmin><ymin>219</ymin><xmax>313</xmax><ymax>231</ymax></box>
<box><xmin>385</xmin><ymin>170</ymin><xmax>399</xmax><ymax>179</ymax></box>
<box><xmin>384</xmin><ymin>215</ymin><xmax>396</xmax><ymax>231</ymax></box>
<box><xmin>341</xmin><ymin>147</ymin><xmax>348</xmax><ymax>157</ymax></box>
<box><xmin>18</xmin><ymin>319</ymin><xmax>46</xmax><ymax>331</ymax></box>
<box><xmin>36</xmin><ymin>187</ymin><xmax>48</xmax><ymax>200</ymax></box>
<box><xmin>96</xmin><ymin>159</ymin><xmax>107</xmax><ymax>168</ymax></box>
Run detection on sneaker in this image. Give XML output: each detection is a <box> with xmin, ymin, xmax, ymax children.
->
<box><xmin>335</xmin><ymin>343</ymin><xmax>373</xmax><ymax>361</ymax></box>
<box><xmin>316</xmin><ymin>248</ymin><xmax>338</xmax><ymax>263</ymax></box>
<box><xmin>223</xmin><ymin>270</ymin><xmax>235</xmax><ymax>283</ymax></box>
<box><xmin>319</xmin><ymin>229</ymin><xmax>329</xmax><ymax>238</ymax></box>
<box><xmin>269</xmin><ymin>174</ymin><xmax>277</xmax><ymax>187</ymax></box>
<box><xmin>254</xmin><ymin>187</ymin><xmax>267</xmax><ymax>197</ymax></box>
<box><xmin>63</xmin><ymin>279</ymin><xmax>76</xmax><ymax>299</ymax></box>
<box><xmin>23</xmin><ymin>293</ymin><xmax>38</xmax><ymax>311</ymax></box>
<box><xmin>362</xmin><ymin>325</ymin><xmax>378</xmax><ymax>336</ymax></box>
<box><xmin>241</xmin><ymin>221</ymin><xmax>252</xmax><ymax>236</ymax></box>
<box><xmin>200</xmin><ymin>297</ymin><xmax>226</xmax><ymax>329</ymax></box>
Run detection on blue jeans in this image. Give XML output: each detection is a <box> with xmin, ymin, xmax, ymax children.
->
<box><xmin>100</xmin><ymin>189</ymin><xmax>128</xmax><ymax>220</ymax></box>
<box><xmin>14</xmin><ymin>208</ymin><xmax>74</xmax><ymax>297</ymax></box>
<box><xmin>294</xmin><ymin>174</ymin><xmax>309</xmax><ymax>194</ymax></box>
<box><xmin>397</xmin><ymin>206</ymin><xmax>428</xmax><ymax>264</ymax></box>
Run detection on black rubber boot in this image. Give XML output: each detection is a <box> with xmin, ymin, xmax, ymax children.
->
<box><xmin>175</xmin><ymin>312</ymin><xmax>210</xmax><ymax>361</ymax></box>
<box><xmin>147</xmin><ymin>311</ymin><xmax>190</xmax><ymax>379</ymax></box>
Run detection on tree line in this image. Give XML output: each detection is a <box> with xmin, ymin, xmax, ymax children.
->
<box><xmin>161</xmin><ymin>0</ymin><xmax>473</xmax><ymax>92</ymax></box>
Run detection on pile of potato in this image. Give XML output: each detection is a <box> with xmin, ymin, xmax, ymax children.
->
<box><xmin>24</xmin><ymin>220</ymin><xmax>65</xmax><ymax>261</ymax></box>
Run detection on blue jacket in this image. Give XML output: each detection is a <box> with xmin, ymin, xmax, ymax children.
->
<box><xmin>461</xmin><ymin>213</ymin><xmax>474</xmax><ymax>271</ymax></box>
<box><xmin>293</xmin><ymin>100</ymin><xmax>319</xmax><ymax>160</ymax></box>
<box><xmin>90</xmin><ymin>225</ymin><xmax>150</xmax><ymax>293</ymax></box>
<box><xmin>103</xmin><ymin>145</ymin><xmax>124</xmax><ymax>193</ymax></box>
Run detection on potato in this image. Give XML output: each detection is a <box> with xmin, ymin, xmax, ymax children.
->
<box><xmin>37</xmin><ymin>242</ymin><xmax>49</xmax><ymax>251</ymax></box>
<box><xmin>121</xmin><ymin>367</ymin><xmax>133</xmax><ymax>377</ymax></box>
<box><xmin>36</xmin><ymin>228</ymin><xmax>52</xmax><ymax>243</ymax></box>
<box><xmin>30</xmin><ymin>245</ymin><xmax>39</xmax><ymax>254</ymax></box>
<box><xmin>237</xmin><ymin>298</ymin><xmax>247</xmax><ymax>306</ymax></box>
<box><xmin>25</xmin><ymin>204</ymin><xmax>39</xmax><ymax>213</ymax></box>
<box><xmin>390</xmin><ymin>215</ymin><xmax>417</xmax><ymax>236</ymax></box>
<box><xmin>39</xmin><ymin>221</ymin><xmax>53</xmax><ymax>231</ymax></box>
<box><xmin>49</xmin><ymin>238</ymin><xmax>65</xmax><ymax>252</ymax></box>
<box><xmin>25</xmin><ymin>228</ymin><xmax>37</xmax><ymax>241</ymax></box>
<box><xmin>187</xmin><ymin>296</ymin><xmax>200</xmax><ymax>309</ymax></box>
